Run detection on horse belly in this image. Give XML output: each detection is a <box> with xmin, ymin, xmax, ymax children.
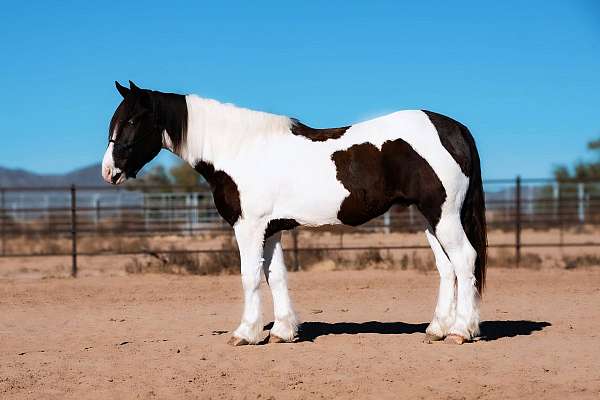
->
<box><xmin>274</xmin><ymin>153</ymin><xmax>350</xmax><ymax>226</ymax></box>
<box><xmin>232</xmin><ymin>138</ymin><xmax>349</xmax><ymax>226</ymax></box>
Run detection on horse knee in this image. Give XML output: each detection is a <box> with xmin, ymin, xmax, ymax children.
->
<box><xmin>455</xmin><ymin>245</ymin><xmax>477</xmax><ymax>274</ymax></box>
<box><xmin>241</xmin><ymin>272</ymin><xmax>261</xmax><ymax>292</ymax></box>
<box><xmin>267</xmin><ymin>272</ymin><xmax>286</xmax><ymax>288</ymax></box>
<box><xmin>438</xmin><ymin>266</ymin><xmax>455</xmax><ymax>281</ymax></box>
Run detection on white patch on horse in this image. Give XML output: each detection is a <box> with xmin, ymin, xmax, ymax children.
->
<box><xmin>101</xmin><ymin>142</ymin><xmax>124</xmax><ymax>184</ymax></box>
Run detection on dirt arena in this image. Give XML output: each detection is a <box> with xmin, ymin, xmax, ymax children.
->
<box><xmin>2</xmin><ymin>266</ymin><xmax>599</xmax><ymax>399</ymax></box>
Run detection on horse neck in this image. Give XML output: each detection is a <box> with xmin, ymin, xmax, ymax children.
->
<box><xmin>176</xmin><ymin>95</ymin><xmax>291</xmax><ymax>167</ymax></box>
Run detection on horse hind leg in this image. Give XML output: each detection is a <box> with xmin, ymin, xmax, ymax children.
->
<box><xmin>424</xmin><ymin>228</ymin><xmax>457</xmax><ymax>342</ymax></box>
<box><xmin>434</xmin><ymin>213</ymin><xmax>480</xmax><ymax>343</ymax></box>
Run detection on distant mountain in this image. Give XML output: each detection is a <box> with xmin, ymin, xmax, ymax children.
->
<box><xmin>0</xmin><ymin>163</ymin><xmax>104</xmax><ymax>187</ymax></box>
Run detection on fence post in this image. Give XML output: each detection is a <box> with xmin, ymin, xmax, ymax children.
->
<box><xmin>577</xmin><ymin>183</ymin><xmax>585</xmax><ymax>224</ymax></box>
<box><xmin>95</xmin><ymin>198</ymin><xmax>100</xmax><ymax>233</ymax></box>
<box><xmin>558</xmin><ymin>181</ymin><xmax>564</xmax><ymax>246</ymax></box>
<box><xmin>1</xmin><ymin>188</ymin><xmax>5</xmax><ymax>256</ymax></box>
<box><xmin>383</xmin><ymin>210</ymin><xmax>390</xmax><ymax>234</ymax></box>
<box><xmin>291</xmin><ymin>229</ymin><xmax>300</xmax><ymax>271</ymax></box>
<box><xmin>552</xmin><ymin>182</ymin><xmax>559</xmax><ymax>221</ymax></box>
<box><xmin>515</xmin><ymin>176</ymin><xmax>522</xmax><ymax>267</ymax></box>
<box><xmin>70</xmin><ymin>185</ymin><xmax>78</xmax><ymax>278</ymax></box>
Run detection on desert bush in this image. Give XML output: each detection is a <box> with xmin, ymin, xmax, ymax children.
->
<box><xmin>562</xmin><ymin>254</ymin><xmax>600</xmax><ymax>269</ymax></box>
<box><xmin>4</xmin><ymin>235</ymin><xmax>69</xmax><ymax>255</ymax></box>
<box><xmin>41</xmin><ymin>240</ymin><xmax>64</xmax><ymax>255</ymax></box>
<box><xmin>349</xmin><ymin>248</ymin><xmax>396</xmax><ymax>270</ymax></box>
<box><xmin>397</xmin><ymin>253</ymin><xmax>413</xmax><ymax>271</ymax></box>
<box><xmin>201</xmin><ymin>239</ymin><xmax>240</xmax><ymax>274</ymax></box>
<box><xmin>124</xmin><ymin>242</ymin><xmax>241</xmax><ymax>276</ymax></box>
<box><xmin>124</xmin><ymin>254</ymin><xmax>176</xmax><ymax>274</ymax></box>
<box><xmin>356</xmin><ymin>248</ymin><xmax>384</xmax><ymax>266</ymax></box>
<box><xmin>79</xmin><ymin>236</ymin><xmax>151</xmax><ymax>253</ymax></box>
<box><xmin>294</xmin><ymin>248</ymin><xmax>329</xmax><ymax>269</ymax></box>
<box><xmin>337</xmin><ymin>249</ymin><xmax>422</xmax><ymax>272</ymax></box>
<box><xmin>169</xmin><ymin>251</ymin><xmax>202</xmax><ymax>274</ymax></box>
<box><xmin>410</xmin><ymin>251</ymin><xmax>435</xmax><ymax>273</ymax></box>
<box><xmin>488</xmin><ymin>248</ymin><xmax>543</xmax><ymax>269</ymax></box>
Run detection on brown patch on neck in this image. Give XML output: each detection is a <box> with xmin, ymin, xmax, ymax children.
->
<box><xmin>194</xmin><ymin>161</ymin><xmax>242</xmax><ymax>226</ymax></box>
<box><xmin>290</xmin><ymin>119</ymin><xmax>349</xmax><ymax>142</ymax></box>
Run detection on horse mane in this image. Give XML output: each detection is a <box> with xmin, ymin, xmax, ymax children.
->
<box><xmin>149</xmin><ymin>90</ymin><xmax>188</xmax><ymax>153</ymax></box>
<box><xmin>290</xmin><ymin>118</ymin><xmax>349</xmax><ymax>142</ymax></box>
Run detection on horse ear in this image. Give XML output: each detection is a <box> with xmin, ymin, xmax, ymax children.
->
<box><xmin>115</xmin><ymin>81</ymin><xmax>129</xmax><ymax>98</ymax></box>
<box><xmin>129</xmin><ymin>80</ymin><xmax>141</xmax><ymax>91</ymax></box>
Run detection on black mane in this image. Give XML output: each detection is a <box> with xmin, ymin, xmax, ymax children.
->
<box><xmin>290</xmin><ymin>118</ymin><xmax>349</xmax><ymax>142</ymax></box>
<box><xmin>148</xmin><ymin>90</ymin><xmax>188</xmax><ymax>153</ymax></box>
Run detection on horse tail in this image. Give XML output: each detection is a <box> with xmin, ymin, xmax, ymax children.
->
<box><xmin>460</xmin><ymin>124</ymin><xmax>487</xmax><ymax>294</ymax></box>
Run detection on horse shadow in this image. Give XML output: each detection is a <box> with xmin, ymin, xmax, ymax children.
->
<box><xmin>263</xmin><ymin>320</ymin><xmax>551</xmax><ymax>342</ymax></box>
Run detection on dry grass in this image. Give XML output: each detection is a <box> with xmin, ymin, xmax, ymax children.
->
<box><xmin>296</xmin><ymin>248</ymin><xmax>435</xmax><ymax>274</ymax></box>
<box><xmin>563</xmin><ymin>254</ymin><xmax>600</xmax><ymax>269</ymax></box>
<box><xmin>3</xmin><ymin>227</ymin><xmax>600</xmax><ymax>279</ymax></box>
<box><xmin>488</xmin><ymin>248</ymin><xmax>543</xmax><ymax>269</ymax></box>
<box><xmin>124</xmin><ymin>239</ymin><xmax>240</xmax><ymax>276</ymax></box>
<box><xmin>200</xmin><ymin>239</ymin><xmax>240</xmax><ymax>274</ymax></box>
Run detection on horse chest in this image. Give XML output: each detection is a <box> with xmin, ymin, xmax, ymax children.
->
<box><xmin>194</xmin><ymin>161</ymin><xmax>242</xmax><ymax>226</ymax></box>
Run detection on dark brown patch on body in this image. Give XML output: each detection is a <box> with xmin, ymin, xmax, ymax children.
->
<box><xmin>194</xmin><ymin>161</ymin><xmax>241</xmax><ymax>226</ymax></box>
<box><xmin>422</xmin><ymin>110</ymin><xmax>472</xmax><ymax>177</ymax></box>
<box><xmin>264</xmin><ymin>218</ymin><xmax>300</xmax><ymax>240</ymax></box>
<box><xmin>332</xmin><ymin>139</ymin><xmax>446</xmax><ymax>228</ymax></box>
<box><xmin>290</xmin><ymin>119</ymin><xmax>349</xmax><ymax>142</ymax></box>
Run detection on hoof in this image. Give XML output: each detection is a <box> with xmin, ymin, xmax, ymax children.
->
<box><xmin>268</xmin><ymin>334</ymin><xmax>297</xmax><ymax>344</ymax></box>
<box><xmin>227</xmin><ymin>336</ymin><xmax>249</xmax><ymax>346</ymax></box>
<box><xmin>423</xmin><ymin>333</ymin><xmax>444</xmax><ymax>344</ymax></box>
<box><xmin>268</xmin><ymin>334</ymin><xmax>286</xmax><ymax>344</ymax></box>
<box><xmin>444</xmin><ymin>334</ymin><xmax>466</xmax><ymax>345</ymax></box>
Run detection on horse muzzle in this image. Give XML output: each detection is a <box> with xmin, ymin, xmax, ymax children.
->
<box><xmin>102</xmin><ymin>165</ymin><xmax>126</xmax><ymax>185</ymax></box>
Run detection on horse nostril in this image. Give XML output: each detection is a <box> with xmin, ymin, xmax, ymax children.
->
<box><xmin>111</xmin><ymin>171</ymin><xmax>123</xmax><ymax>184</ymax></box>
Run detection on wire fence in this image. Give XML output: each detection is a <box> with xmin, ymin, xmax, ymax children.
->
<box><xmin>1</xmin><ymin>176</ymin><xmax>600</xmax><ymax>277</ymax></box>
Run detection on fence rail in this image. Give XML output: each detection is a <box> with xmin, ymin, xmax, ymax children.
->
<box><xmin>1</xmin><ymin>177</ymin><xmax>600</xmax><ymax>277</ymax></box>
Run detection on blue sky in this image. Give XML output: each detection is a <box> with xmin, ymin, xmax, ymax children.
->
<box><xmin>1</xmin><ymin>0</ymin><xmax>599</xmax><ymax>179</ymax></box>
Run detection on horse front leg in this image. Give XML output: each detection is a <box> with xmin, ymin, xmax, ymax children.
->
<box><xmin>229</xmin><ymin>219</ymin><xmax>267</xmax><ymax>346</ymax></box>
<box><xmin>263</xmin><ymin>232</ymin><xmax>298</xmax><ymax>343</ymax></box>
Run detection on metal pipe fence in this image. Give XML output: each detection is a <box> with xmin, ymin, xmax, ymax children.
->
<box><xmin>1</xmin><ymin>177</ymin><xmax>600</xmax><ymax>276</ymax></box>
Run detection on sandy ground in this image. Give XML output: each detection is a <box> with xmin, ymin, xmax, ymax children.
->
<box><xmin>1</xmin><ymin>268</ymin><xmax>600</xmax><ymax>399</ymax></box>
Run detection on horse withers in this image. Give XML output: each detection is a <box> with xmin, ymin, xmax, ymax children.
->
<box><xmin>102</xmin><ymin>81</ymin><xmax>486</xmax><ymax>345</ymax></box>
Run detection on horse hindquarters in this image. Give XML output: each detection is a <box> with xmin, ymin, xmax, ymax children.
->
<box><xmin>422</xmin><ymin>116</ymin><xmax>487</xmax><ymax>342</ymax></box>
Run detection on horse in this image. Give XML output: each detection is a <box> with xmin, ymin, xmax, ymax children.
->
<box><xmin>102</xmin><ymin>81</ymin><xmax>487</xmax><ymax>346</ymax></box>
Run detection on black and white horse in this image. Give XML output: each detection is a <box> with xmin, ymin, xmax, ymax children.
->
<box><xmin>102</xmin><ymin>81</ymin><xmax>486</xmax><ymax>345</ymax></box>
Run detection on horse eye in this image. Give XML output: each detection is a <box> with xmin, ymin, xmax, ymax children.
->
<box><xmin>127</xmin><ymin>119</ymin><xmax>134</xmax><ymax>125</ymax></box>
